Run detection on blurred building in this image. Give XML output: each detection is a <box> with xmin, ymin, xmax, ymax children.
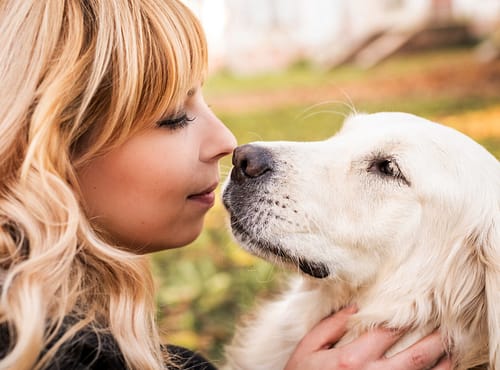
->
<box><xmin>183</xmin><ymin>0</ymin><xmax>500</xmax><ymax>74</ymax></box>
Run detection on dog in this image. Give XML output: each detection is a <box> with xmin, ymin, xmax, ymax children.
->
<box><xmin>222</xmin><ymin>112</ymin><xmax>500</xmax><ymax>370</ymax></box>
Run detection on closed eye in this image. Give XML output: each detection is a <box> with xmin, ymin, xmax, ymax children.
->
<box><xmin>157</xmin><ymin>113</ymin><xmax>195</xmax><ymax>130</ymax></box>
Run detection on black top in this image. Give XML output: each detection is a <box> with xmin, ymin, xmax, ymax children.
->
<box><xmin>0</xmin><ymin>324</ymin><xmax>217</xmax><ymax>369</ymax></box>
<box><xmin>166</xmin><ymin>344</ymin><xmax>217</xmax><ymax>370</ymax></box>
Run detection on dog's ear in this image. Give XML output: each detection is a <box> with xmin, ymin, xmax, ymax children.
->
<box><xmin>482</xmin><ymin>212</ymin><xmax>500</xmax><ymax>368</ymax></box>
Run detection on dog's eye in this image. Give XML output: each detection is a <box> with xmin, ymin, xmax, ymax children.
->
<box><xmin>378</xmin><ymin>159</ymin><xmax>399</xmax><ymax>177</ymax></box>
<box><xmin>369</xmin><ymin>158</ymin><xmax>409</xmax><ymax>185</ymax></box>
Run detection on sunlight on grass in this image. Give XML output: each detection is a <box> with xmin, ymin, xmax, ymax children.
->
<box><xmin>439</xmin><ymin>105</ymin><xmax>500</xmax><ymax>139</ymax></box>
<box><xmin>204</xmin><ymin>47</ymin><xmax>475</xmax><ymax>96</ymax></box>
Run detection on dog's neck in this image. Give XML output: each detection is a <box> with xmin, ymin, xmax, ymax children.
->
<box><xmin>303</xmin><ymin>252</ymin><xmax>490</xmax><ymax>369</ymax></box>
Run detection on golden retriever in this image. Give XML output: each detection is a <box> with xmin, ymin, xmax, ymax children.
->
<box><xmin>222</xmin><ymin>112</ymin><xmax>500</xmax><ymax>370</ymax></box>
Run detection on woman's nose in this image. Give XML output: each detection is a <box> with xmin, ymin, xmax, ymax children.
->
<box><xmin>201</xmin><ymin>115</ymin><xmax>237</xmax><ymax>162</ymax></box>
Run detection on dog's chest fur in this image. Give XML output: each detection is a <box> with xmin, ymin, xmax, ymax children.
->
<box><xmin>225</xmin><ymin>276</ymin><xmax>489</xmax><ymax>370</ymax></box>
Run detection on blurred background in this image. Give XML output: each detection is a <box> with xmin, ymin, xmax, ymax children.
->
<box><xmin>152</xmin><ymin>0</ymin><xmax>500</xmax><ymax>366</ymax></box>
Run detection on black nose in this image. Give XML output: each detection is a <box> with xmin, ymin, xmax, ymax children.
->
<box><xmin>231</xmin><ymin>144</ymin><xmax>273</xmax><ymax>183</ymax></box>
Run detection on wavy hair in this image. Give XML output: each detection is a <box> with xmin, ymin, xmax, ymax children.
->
<box><xmin>0</xmin><ymin>0</ymin><xmax>207</xmax><ymax>369</ymax></box>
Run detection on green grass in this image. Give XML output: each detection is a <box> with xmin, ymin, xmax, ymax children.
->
<box><xmin>219</xmin><ymin>95</ymin><xmax>500</xmax><ymax>142</ymax></box>
<box><xmin>480</xmin><ymin>137</ymin><xmax>500</xmax><ymax>158</ymax></box>
<box><xmin>204</xmin><ymin>47</ymin><xmax>474</xmax><ymax>96</ymax></box>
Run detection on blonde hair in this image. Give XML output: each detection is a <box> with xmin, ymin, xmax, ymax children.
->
<box><xmin>0</xmin><ymin>1</ymin><xmax>207</xmax><ymax>369</ymax></box>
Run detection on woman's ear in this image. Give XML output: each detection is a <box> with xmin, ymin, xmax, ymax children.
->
<box><xmin>483</xmin><ymin>212</ymin><xmax>500</xmax><ymax>369</ymax></box>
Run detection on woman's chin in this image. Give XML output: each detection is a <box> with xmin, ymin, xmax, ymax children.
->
<box><xmin>144</xmin><ymin>226</ymin><xmax>204</xmax><ymax>253</ymax></box>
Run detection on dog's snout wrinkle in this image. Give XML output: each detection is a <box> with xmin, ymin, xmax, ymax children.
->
<box><xmin>231</xmin><ymin>144</ymin><xmax>274</xmax><ymax>183</ymax></box>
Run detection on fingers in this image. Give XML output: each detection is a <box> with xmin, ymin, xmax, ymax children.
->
<box><xmin>431</xmin><ymin>355</ymin><xmax>452</xmax><ymax>370</ymax></box>
<box><xmin>298</xmin><ymin>305</ymin><xmax>357</xmax><ymax>352</ymax></box>
<box><xmin>383</xmin><ymin>331</ymin><xmax>447</xmax><ymax>370</ymax></box>
<box><xmin>284</xmin><ymin>306</ymin><xmax>358</xmax><ymax>370</ymax></box>
<box><xmin>287</xmin><ymin>317</ymin><xmax>450</xmax><ymax>370</ymax></box>
<box><xmin>339</xmin><ymin>327</ymin><xmax>403</xmax><ymax>360</ymax></box>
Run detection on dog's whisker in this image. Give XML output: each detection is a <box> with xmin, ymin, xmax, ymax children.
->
<box><xmin>262</xmin><ymin>263</ymin><xmax>277</xmax><ymax>284</ymax></box>
<box><xmin>337</xmin><ymin>88</ymin><xmax>358</xmax><ymax>115</ymax></box>
<box><xmin>298</xmin><ymin>99</ymin><xmax>354</xmax><ymax>115</ymax></box>
<box><xmin>295</xmin><ymin>100</ymin><xmax>356</xmax><ymax>122</ymax></box>
<box><xmin>245</xmin><ymin>131</ymin><xmax>265</xmax><ymax>142</ymax></box>
<box><xmin>291</xmin><ymin>198</ymin><xmax>321</xmax><ymax>234</ymax></box>
<box><xmin>301</xmin><ymin>109</ymin><xmax>350</xmax><ymax>122</ymax></box>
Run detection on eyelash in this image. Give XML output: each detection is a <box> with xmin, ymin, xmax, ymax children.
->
<box><xmin>157</xmin><ymin>113</ymin><xmax>195</xmax><ymax>130</ymax></box>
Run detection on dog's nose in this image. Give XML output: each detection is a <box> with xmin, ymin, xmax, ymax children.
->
<box><xmin>231</xmin><ymin>144</ymin><xmax>273</xmax><ymax>183</ymax></box>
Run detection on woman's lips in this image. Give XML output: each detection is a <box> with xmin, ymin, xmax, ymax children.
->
<box><xmin>188</xmin><ymin>191</ymin><xmax>215</xmax><ymax>206</ymax></box>
<box><xmin>187</xmin><ymin>183</ymin><xmax>218</xmax><ymax>207</ymax></box>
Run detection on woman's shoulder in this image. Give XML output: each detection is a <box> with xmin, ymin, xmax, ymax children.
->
<box><xmin>0</xmin><ymin>323</ymin><xmax>217</xmax><ymax>369</ymax></box>
<box><xmin>45</xmin><ymin>326</ymin><xmax>126</xmax><ymax>369</ymax></box>
<box><xmin>0</xmin><ymin>322</ymin><xmax>126</xmax><ymax>369</ymax></box>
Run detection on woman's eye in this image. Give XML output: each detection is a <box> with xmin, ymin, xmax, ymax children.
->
<box><xmin>157</xmin><ymin>113</ymin><xmax>195</xmax><ymax>130</ymax></box>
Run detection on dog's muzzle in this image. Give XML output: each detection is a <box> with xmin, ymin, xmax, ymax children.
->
<box><xmin>223</xmin><ymin>144</ymin><xmax>331</xmax><ymax>280</ymax></box>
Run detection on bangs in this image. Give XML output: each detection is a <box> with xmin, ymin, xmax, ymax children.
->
<box><xmin>140</xmin><ymin>0</ymin><xmax>208</xmax><ymax>123</ymax></box>
<box><xmin>74</xmin><ymin>0</ymin><xmax>208</xmax><ymax>164</ymax></box>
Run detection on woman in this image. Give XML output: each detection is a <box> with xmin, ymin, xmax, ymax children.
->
<box><xmin>0</xmin><ymin>1</ymin><xmax>450</xmax><ymax>369</ymax></box>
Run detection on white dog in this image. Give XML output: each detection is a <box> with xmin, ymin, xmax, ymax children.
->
<box><xmin>222</xmin><ymin>112</ymin><xmax>500</xmax><ymax>370</ymax></box>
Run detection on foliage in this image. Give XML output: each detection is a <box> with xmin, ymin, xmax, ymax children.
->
<box><xmin>152</xmin><ymin>47</ymin><xmax>500</xmax><ymax>364</ymax></box>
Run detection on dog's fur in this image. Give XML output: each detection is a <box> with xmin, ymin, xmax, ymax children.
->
<box><xmin>222</xmin><ymin>112</ymin><xmax>500</xmax><ymax>370</ymax></box>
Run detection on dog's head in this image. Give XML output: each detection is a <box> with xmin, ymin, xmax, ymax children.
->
<box><xmin>223</xmin><ymin>112</ymin><xmax>499</xmax><ymax>280</ymax></box>
<box><xmin>223</xmin><ymin>112</ymin><xmax>500</xmax><ymax>366</ymax></box>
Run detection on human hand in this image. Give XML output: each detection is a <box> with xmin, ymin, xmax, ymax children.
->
<box><xmin>284</xmin><ymin>306</ymin><xmax>451</xmax><ymax>370</ymax></box>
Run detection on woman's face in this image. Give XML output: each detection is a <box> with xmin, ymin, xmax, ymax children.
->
<box><xmin>77</xmin><ymin>87</ymin><xmax>237</xmax><ymax>253</ymax></box>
